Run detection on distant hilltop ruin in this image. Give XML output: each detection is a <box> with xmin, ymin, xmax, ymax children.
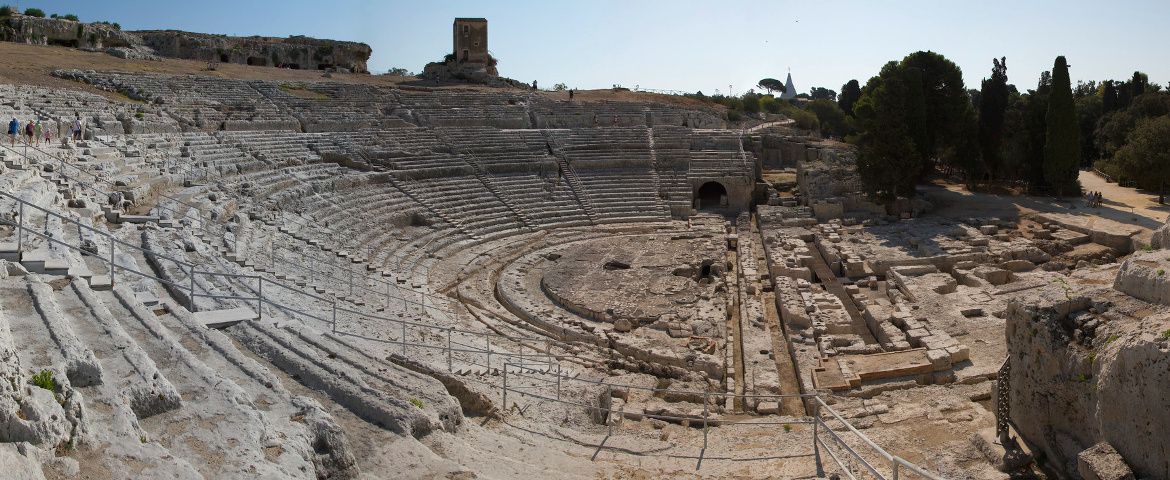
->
<box><xmin>0</xmin><ymin>12</ymin><xmax>371</xmax><ymax>73</ymax></box>
<box><xmin>133</xmin><ymin>30</ymin><xmax>372</xmax><ymax>73</ymax></box>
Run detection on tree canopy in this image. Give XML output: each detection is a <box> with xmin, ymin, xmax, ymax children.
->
<box><xmin>1115</xmin><ymin>116</ymin><xmax>1170</xmax><ymax>203</ymax></box>
<box><xmin>1042</xmin><ymin>56</ymin><xmax>1080</xmax><ymax>196</ymax></box>
<box><xmin>809</xmin><ymin>87</ymin><xmax>836</xmax><ymax>101</ymax></box>
<box><xmin>977</xmin><ymin>57</ymin><xmax>1009</xmax><ymax>181</ymax></box>
<box><xmin>853</xmin><ymin>51</ymin><xmax>979</xmax><ymax>204</ymax></box>
<box><xmin>838</xmin><ymin>79</ymin><xmax>861</xmax><ymax>117</ymax></box>
<box><xmin>757</xmin><ymin>78</ymin><xmax>785</xmax><ymax>95</ymax></box>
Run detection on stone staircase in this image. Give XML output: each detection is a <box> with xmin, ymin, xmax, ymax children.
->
<box><xmin>542</xmin><ymin>132</ymin><xmax>598</xmax><ymax>224</ymax></box>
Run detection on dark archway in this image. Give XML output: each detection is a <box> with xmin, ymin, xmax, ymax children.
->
<box><xmin>695</xmin><ymin>182</ymin><xmax>728</xmax><ymax>210</ymax></box>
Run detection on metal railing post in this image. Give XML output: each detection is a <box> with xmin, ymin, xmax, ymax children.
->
<box><xmin>555</xmin><ymin>363</ymin><xmax>562</xmax><ymax>400</ymax></box>
<box><xmin>401</xmin><ymin>321</ymin><xmax>407</xmax><ymax>355</ymax></box>
<box><xmin>813</xmin><ymin>402</ymin><xmax>823</xmax><ymax>477</ymax></box>
<box><xmin>892</xmin><ymin>457</ymin><xmax>900</xmax><ymax>480</ymax></box>
<box><xmin>446</xmin><ymin>328</ymin><xmax>453</xmax><ymax>372</ymax></box>
<box><xmin>16</xmin><ymin>202</ymin><xmax>23</xmax><ymax>256</ymax></box>
<box><xmin>108</xmin><ymin>240</ymin><xmax>115</xmax><ymax>287</ymax></box>
<box><xmin>188</xmin><ymin>268</ymin><xmax>197</xmax><ymax>311</ymax></box>
<box><xmin>256</xmin><ymin>276</ymin><xmax>263</xmax><ymax>320</ymax></box>
<box><xmin>607</xmin><ymin>384</ymin><xmax>614</xmax><ymax>436</ymax></box>
<box><xmin>331</xmin><ymin>301</ymin><xmax>337</xmax><ymax>333</ymax></box>
<box><xmin>702</xmin><ymin>391</ymin><xmax>709</xmax><ymax>451</ymax></box>
<box><xmin>502</xmin><ymin>365</ymin><xmax>508</xmax><ymax>410</ymax></box>
<box><xmin>486</xmin><ymin>336</ymin><xmax>492</xmax><ymax>371</ymax></box>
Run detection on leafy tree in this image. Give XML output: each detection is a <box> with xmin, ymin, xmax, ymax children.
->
<box><xmin>387</xmin><ymin>67</ymin><xmax>412</xmax><ymax>76</ymax></box>
<box><xmin>854</xmin><ymin>61</ymin><xmax>925</xmax><ymax>205</ymax></box>
<box><xmin>23</xmin><ymin>7</ymin><xmax>44</xmax><ymax>17</ymax></box>
<box><xmin>1094</xmin><ymin>93</ymin><xmax>1170</xmax><ymax>160</ymax></box>
<box><xmin>809</xmin><ymin>87</ymin><xmax>836</xmax><ymax>101</ymax></box>
<box><xmin>1043</xmin><ymin>56</ymin><xmax>1080</xmax><ymax>196</ymax></box>
<box><xmin>757</xmin><ymin>78</ymin><xmax>785</xmax><ymax>95</ymax></box>
<box><xmin>62</xmin><ymin>13</ymin><xmax>79</xmax><ymax>21</ymax></box>
<box><xmin>741</xmin><ymin>92</ymin><xmax>761</xmax><ymax>113</ymax></box>
<box><xmin>853</xmin><ymin>51</ymin><xmax>980</xmax><ymax>201</ymax></box>
<box><xmin>552</xmin><ymin>83</ymin><xmax>567</xmax><ymax>91</ymax></box>
<box><xmin>788</xmin><ymin>109</ymin><xmax>819</xmax><ymax>131</ymax></box>
<box><xmin>838</xmin><ymin>79</ymin><xmax>861</xmax><ymax>116</ymax></box>
<box><xmin>1131</xmin><ymin>71</ymin><xmax>1148</xmax><ymax>98</ymax></box>
<box><xmin>1074</xmin><ymin>94</ymin><xmax>1103</xmax><ymax>166</ymax></box>
<box><xmin>1073</xmin><ymin>80</ymin><xmax>1098</xmax><ymax>98</ymax></box>
<box><xmin>0</xmin><ymin>6</ymin><xmax>12</xmax><ymax>17</ymax></box>
<box><xmin>805</xmin><ymin>99</ymin><xmax>853</xmax><ymax>138</ymax></box>
<box><xmin>1115</xmin><ymin>116</ymin><xmax>1170</xmax><ymax>203</ymax></box>
<box><xmin>978</xmin><ymin>57</ymin><xmax>1009</xmax><ymax>181</ymax></box>
<box><xmin>1102</xmin><ymin>81</ymin><xmax>1119</xmax><ymax>113</ymax></box>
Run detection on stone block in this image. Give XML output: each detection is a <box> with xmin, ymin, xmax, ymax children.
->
<box><xmin>926</xmin><ymin>349</ymin><xmax>950</xmax><ymax>370</ymax></box>
<box><xmin>1077</xmin><ymin>442</ymin><xmax>1134</xmax><ymax>480</ymax></box>
<box><xmin>756</xmin><ymin>402</ymin><xmax>779</xmax><ymax>415</ymax></box>
<box><xmin>945</xmin><ymin>345</ymin><xmax>970</xmax><ymax>363</ymax></box>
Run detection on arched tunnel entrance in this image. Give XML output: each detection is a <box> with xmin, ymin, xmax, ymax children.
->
<box><xmin>695</xmin><ymin>181</ymin><xmax>728</xmax><ymax>210</ymax></box>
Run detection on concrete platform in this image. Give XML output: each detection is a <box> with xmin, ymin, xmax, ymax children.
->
<box><xmin>194</xmin><ymin>307</ymin><xmax>258</xmax><ymax>329</ymax></box>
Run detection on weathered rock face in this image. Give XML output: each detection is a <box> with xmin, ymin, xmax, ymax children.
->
<box><xmin>1112</xmin><ymin>249</ymin><xmax>1170</xmax><ymax>304</ymax></box>
<box><xmin>1150</xmin><ymin>216</ymin><xmax>1170</xmax><ymax>249</ymax></box>
<box><xmin>1005</xmin><ymin>298</ymin><xmax>1170</xmax><ymax>478</ymax></box>
<box><xmin>0</xmin><ymin>15</ymin><xmax>136</xmax><ymax>50</ymax></box>
<box><xmin>133</xmin><ymin>30</ymin><xmax>371</xmax><ymax>73</ymax></box>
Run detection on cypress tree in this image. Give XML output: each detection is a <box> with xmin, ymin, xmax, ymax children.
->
<box><xmin>1102</xmin><ymin>81</ymin><xmax>1118</xmax><ymax>113</ymax></box>
<box><xmin>978</xmin><ymin>57</ymin><xmax>1009</xmax><ymax>181</ymax></box>
<box><xmin>1043</xmin><ymin>56</ymin><xmax>1080</xmax><ymax>196</ymax></box>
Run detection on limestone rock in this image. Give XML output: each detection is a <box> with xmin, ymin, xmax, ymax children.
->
<box><xmin>1077</xmin><ymin>442</ymin><xmax>1134</xmax><ymax>480</ymax></box>
<box><xmin>134</xmin><ymin>30</ymin><xmax>371</xmax><ymax>73</ymax></box>
<box><xmin>1113</xmin><ymin>250</ymin><xmax>1170</xmax><ymax>304</ymax></box>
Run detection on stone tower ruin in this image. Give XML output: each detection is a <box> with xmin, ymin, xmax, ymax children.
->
<box><xmin>453</xmin><ymin>18</ymin><xmax>489</xmax><ymax>64</ymax></box>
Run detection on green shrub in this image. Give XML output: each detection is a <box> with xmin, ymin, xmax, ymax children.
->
<box><xmin>726</xmin><ymin>110</ymin><xmax>742</xmax><ymax>122</ymax></box>
<box><xmin>31</xmin><ymin>369</ymin><xmax>56</xmax><ymax>391</ymax></box>
<box><xmin>0</xmin><ymin>5</ymin><xmax>14</xmax><ymax>16</ymax></box>
<box><xmin>1158</xmin><ymin>269</ymin><xmax>1165</xmax><ymax>276</ymax></box>
<box><xmin>1160</xmin><ymin>329</ymin><xmax>1170</xmax><ymax>341</ymax></box>
<box><xmin>62</xmin><ymin>14</ymin><xmax>79</xmax><ymax>21</ymax></box>
<box><xmin>783</xmin><ymin>424</ymin><xmax>792</xmax><ymax>433</ymax></box>
<box><xmin>409</xmin><ymin>398</ymin><xmax>424</xmax><ymax>409</ymax></box>
<box><xmin>1105</xmin><ymin>334</ymin><xmax>1119</xmax><ymax>345</ymax></box>
<box><xmin>23</xmin><ymin>7</ymin><xmax>45</xmax><ymax>17</ymax></box>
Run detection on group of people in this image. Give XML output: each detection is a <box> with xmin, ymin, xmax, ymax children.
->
<box><xmin>6</xmin><ymin>116</ymin><xmax>85</xmax><ymax>147</ymax></box>
<box><xmin>1085</xmin><ymin>190</ymin><xmax>1104</xmax><ymax>207</ymax></box>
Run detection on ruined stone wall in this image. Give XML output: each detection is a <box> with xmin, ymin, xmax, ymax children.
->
<box><xmin>133</xmin><ymin>30</ymin><xmax>371</xmax><ymax>73</ymax></box>
<box><xmin>0</xmin><ymin>15</ymin><xmax>136</xmax><ymax>50</ymax></box>
<box><xmin>1006</xmin><ymin>298</ymin><xmax>1170</xmax><ymax>478</ymax></box>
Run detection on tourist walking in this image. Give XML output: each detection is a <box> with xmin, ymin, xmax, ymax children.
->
<box><xmin>7</xmin><ymin>118</ymin><xmax>18</xmax><ymax>146</ymax></box>
<box><xmin>33</xmin><ymin>120</ymin><xmax>42</xmax><ymax>146</ymax></box>
<box><xmin>42</xmin><ymin>123</ymin><xmax>51</xmax><ymax>145</ymax></box>
<box><xmin>569</xmin><ymin>88</ymin><xmax>574</xmax><ymax>101</ymax></box>
<box><xmin>24</xmin><ymin>119</ymin><xmax>34</xmax><ymax>145</ymax></box>
<box><xmin>72</xmin><ymin>116</ymin><xmax>83</xmax><ymax>142</ymax></box>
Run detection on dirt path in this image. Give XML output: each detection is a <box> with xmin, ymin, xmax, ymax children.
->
<box><xmin>922</xmin><ymin>170</ymin><xmax>1169</xmax><ymax>235</ymax></box>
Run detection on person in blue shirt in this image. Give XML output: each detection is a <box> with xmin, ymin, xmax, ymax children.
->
<box><xmin>7</xmin><ymin>118</ymin><xmax>18</xmax><ymax>147</ymax></box>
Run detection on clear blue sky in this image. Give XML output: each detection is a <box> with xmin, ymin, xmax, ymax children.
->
<box><xmin>25</xmin><ymin>0</ymin><xmax>1170</xmax><ymax>95</ymax></box>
